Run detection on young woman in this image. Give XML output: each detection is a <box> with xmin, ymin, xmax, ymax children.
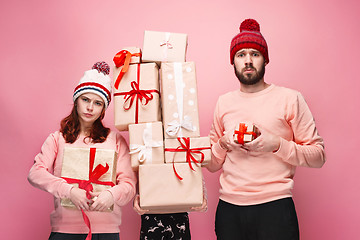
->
<box><xmin>28</xmin><ymin>62</ymin><xmax>137</xmax><ymax>240</ymax></box>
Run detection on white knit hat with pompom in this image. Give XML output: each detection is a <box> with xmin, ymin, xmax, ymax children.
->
<box><xmin>73</xmin><ymin>61</ymin><xmax>112</xmax><ymax>108</ymax></box>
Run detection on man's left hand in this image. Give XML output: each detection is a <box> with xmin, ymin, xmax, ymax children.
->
<box><xmin>242</xmin><ymin>125</ymin><xmax>280</xmax><ymax>153</ymax></box>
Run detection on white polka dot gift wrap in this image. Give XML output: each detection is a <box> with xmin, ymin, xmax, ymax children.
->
<box><xmin>160</xmin><ymin>62</ymin><xmax>201</xmax><ymax>139</ymax></box>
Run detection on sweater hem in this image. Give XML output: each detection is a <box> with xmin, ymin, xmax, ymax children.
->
<box><xmin>51</xmin><ymin>224</ymin><xmax>121</xmax><ymax>234</ymax></box>
<box><xmin>219</xmin><ymin>193</ymin><xmax>292</xmax><ymax>206</ymax></box>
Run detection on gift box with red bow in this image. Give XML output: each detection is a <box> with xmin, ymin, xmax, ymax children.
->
<box><xmin>164</xmin><ymin>137</ymin><xmax>211</xmax><ymax>168</ymax></box>
<box><xmin>60</xmin><ymin>147</ymin><xmax>117</xmax><ymax>210</ymax></box>
<box><xmin>233</xmin><ymin>123</ymin><xmax>259</xmax><ymax>144</ymax></box>
<box><xmin>113</xmin><ymin>62</ymin><xmax>161</xmax><ymax>131</ymax></box>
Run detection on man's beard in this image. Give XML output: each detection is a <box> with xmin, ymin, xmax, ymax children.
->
<box><xmin>234</xmin><ymin>63</ymin><xmax>266</xmax><ymax>85</ymax></box>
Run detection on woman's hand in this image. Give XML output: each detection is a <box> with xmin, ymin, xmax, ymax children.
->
<box><xmin>89</xmin><ymin>191</ymin><xmax>114</xmax><ymax>212</ymax></box>
<box><xmin>133</xmin><ymin>194</ymin><xmax>149</xmax><ymax>215</ymax></box>
<box><xmin>69</xmin><ymin>187</ymin><xmax>92</xmax><ymax>211</ymax></box>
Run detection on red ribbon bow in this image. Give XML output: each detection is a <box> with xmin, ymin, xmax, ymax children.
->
<box><xmin>117</xmin><ymin>81</ymin><xmax>158</xmax><ymax>110</ymax></box>
<box><xmin>114</xmin><ymin>64</ymin><xmax>160</xmax><ymax>124</ymax></box>
<box><xmin>165</xmin><ymin>137</ymin><xmax>210</xmax><ymax>180</ymax></box>
<box><xmin>113</xmin><ymin>50</ymin><xmax>141</xmax><ymax>89</ymax></box>
<box><xmin>62</xmin><ymin>148</ymin><xmax>115</xmax><ymax>240</ymax></box>
<box><xmin>234</xmin><ymin>123</ymin><xmax>257</xmax><ymax>144</ymax></box>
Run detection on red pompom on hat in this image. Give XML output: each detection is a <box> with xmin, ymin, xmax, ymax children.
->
<box><xmin>73</xmin><ymin>61</ymin><xmax>112</xmax><ymax>108</ymax></box>
<box><xmin>230</xmin><ymin>19</ymin><xmax>269</xmax><ymax>65</ymax></box>
<box><xmin>92</xmin><ymin>61</ymin><xmax>110</xmax><ymax>75</ymax></box>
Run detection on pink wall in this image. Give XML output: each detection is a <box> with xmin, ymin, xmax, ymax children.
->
<box><xmin>1</xmin><ymin>0</ymin><xmax>359</xmax><ymax>239</ymax></box>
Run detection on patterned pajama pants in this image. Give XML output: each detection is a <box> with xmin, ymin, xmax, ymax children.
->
<box><xmin>140</xmin><ymin>212</ymin><xmax>191</xmax><ymax>240</ymax></box>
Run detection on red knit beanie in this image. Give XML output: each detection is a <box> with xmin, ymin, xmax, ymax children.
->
<box><xmin>230</xmin><ymin>19</ymin><xmax>269</xmax><ymax>64</ymax></box>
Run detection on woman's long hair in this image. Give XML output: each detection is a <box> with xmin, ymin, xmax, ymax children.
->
<box><xmin>60</xmin><ymin>103</ymin><xmax>110</xmax><ymax>144</ymax></box>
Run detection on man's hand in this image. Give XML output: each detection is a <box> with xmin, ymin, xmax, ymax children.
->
<box><xmin>69</xmin><ymin>187</ymin><xmax>92</xmax><ymax>211</ymax></box>
<box><xmin>218</xmin><ymin>129</ymin><xmax>239</xmax><ymax>152</ymax></box>
<box><xmin>89</xmin><ymin>191</ymin><xmax>114</xmax><ymax>212</ymax></box>
<box><xmin>242</xmin><ymin>125</ymin><xmax>280</xmax><ymax>152</ymax></box>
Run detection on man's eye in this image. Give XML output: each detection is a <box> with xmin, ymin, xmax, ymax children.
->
<box><xmin>252</xmin><ymin>53</ymin><xmax>260</xmax><ymax>57</ymax></box>
<box><xmin>237</xmin><ymin>53</ymin><xmax>244</xmax><ymax>57</ymax></box>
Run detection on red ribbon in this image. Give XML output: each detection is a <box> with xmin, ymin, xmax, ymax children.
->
<box><xmin>113</xmin><ymin>50</ymin><xmax>141</xmax><ymax>89</ymax></box>
<box><xmin>62</xmin><ymin>148</ymin><xmax>115</xmax><ymax>240</ymax></box>
<box><xmin>164</xmin><ymin>137</ymin><xmax>211</xmax><ymax>180</ymax></box>
<box><xmin>114</xmin><ymin>64</ymin><xmax>160</xmax><ymax>124</ymax></box>
<box><xmin>234</xmin><ymin>123</ymin><xmax>257</xmax><ymax>144</ymax></box>
<box><xmin>81</xmin><ymin>209</ymin><xmax>92</xmax><ymax>240</ymax></box>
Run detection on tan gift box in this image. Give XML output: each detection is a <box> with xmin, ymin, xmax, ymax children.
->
<box><xmin>160</xmin><ymin>62</ymin><xmax>200</xmax><ymax>138</ymax></box>
<box><xmin>129</xmin><ymin>122</ymin><xmax>165</xmax><ymax>171</ymax></box>
<box><xmin>139</xmin><ymin>163</ymin><xmax>203</xmax><ymax>214</ymax></box>
<box><xmin>114</xmin><ymin>63</ymin><xmax>161</xmax><ymax>131</ymax></box>
<box><xmin>233</xmin><ymin>123</ymin><xmax>259</xmax><ymax>144</ymax></box>
<box><xmin>60</xmin><ymin>147</ymin><xmax>117</xmax><ymax>210</ymax></box>
<box><xmin>164</xmin><ymin>137</ymin><xmax>211</xmax><ymax>166</ymax></box>
<box><xmin>142</xmin><ymin>30</ymin><xmax>188</xmax><ymax>65</ymax></box>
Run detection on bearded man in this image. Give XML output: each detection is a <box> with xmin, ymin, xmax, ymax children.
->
<box><xmin>206</xmin><ymin>19</ymin><xmax>326</xmax><ymax>240</ymax></box>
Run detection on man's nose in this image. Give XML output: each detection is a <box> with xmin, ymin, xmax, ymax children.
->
<box><xmin>245</xmin><ymin>54</ymin><xmax>252</xmax><ymax>64</ymax></box>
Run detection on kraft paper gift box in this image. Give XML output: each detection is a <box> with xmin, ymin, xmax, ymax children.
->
<box><xmin>164</xmin><ymin>137</ymin><xmax>211</xmax><ymax>166</ymax></box>
<box><xmin>60</xmin><ymin>147</ymin><xmax>117</xmax><ymax>210</ymax></box>
<box><xmin>139</xmin><ymin>163</ymin><xmax>203</xmax><ymax>214</ymax></box>
<box><xmin>114</xmin><ymin>63</ymin><xmax>161</xmax><ymax>131</ymax></box>
<box><xmin>233</xmin><ymin>123</ymin><xmax>259</xmax><ymax>144</ymax></box>
<box><xmin>160</xmin><ymin>62</ymin><xmax>200</xmax><ymax>138</ymax></box>
<box><xmin>129</xmin><ymin>122</ymin><xmax>165</xmax><ymax>171</ymax></box>
<box><xmin>142</xmin><ymin>30</ymin><xmax>188</xmax><ymax>65</ymax></box>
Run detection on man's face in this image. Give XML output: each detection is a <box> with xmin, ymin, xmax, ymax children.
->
<box><xmin>233</xmin><ymin>48</ymin><xmax>266</xmax><ymax>85</ymax></box>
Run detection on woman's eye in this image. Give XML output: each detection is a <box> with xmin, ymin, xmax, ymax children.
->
<box><xmin>95</xmin><ymin>101</ymin><xmax>103</xmax><ymax>106</ymax></box>
<box><xmin>82</xmin><ymin>97</ymin><xmax>89</xmax><ymax>102</ymax></box>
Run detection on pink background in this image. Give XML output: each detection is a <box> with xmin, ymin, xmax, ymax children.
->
<box><xmin>1</xmin><ymin>0</ymin><xmax>359</xmax><ymax>239</ymax></box>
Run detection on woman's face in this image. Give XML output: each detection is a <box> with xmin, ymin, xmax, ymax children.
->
<box><xmin>76</xmin><ymin>93</ymin><xmax>105</xmax><ymax>128</ymax></box>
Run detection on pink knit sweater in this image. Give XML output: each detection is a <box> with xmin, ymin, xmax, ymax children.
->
<box><xmin>28</xmin><ymin>130</ymin><xmax>137</xmax><ymax>233</ymax></box>
<box><xmin>208</xmin><ymin>84</ymin><xmax>325</xmax><ymax>205</ymax></box>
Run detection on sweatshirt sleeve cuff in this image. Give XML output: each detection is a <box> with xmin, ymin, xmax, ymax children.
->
<box><xmin>61</xmin><ymin>182</ymin><xmax>74</xmax><ymax>199</ymax></box>
<box><xmin>212</xmin><ymin>141</ymin><xmax>228</xmax><ymax>160</ymax></box>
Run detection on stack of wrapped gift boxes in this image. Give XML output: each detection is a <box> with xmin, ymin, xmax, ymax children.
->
<box><xmin>113</xmin><ymin>31</ymin><xmax>211</xmax><ymax>213</ymax></box>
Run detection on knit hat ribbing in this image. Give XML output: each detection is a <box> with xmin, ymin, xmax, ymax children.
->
<box><xmin>73</xmin><ymin>61</ymin><xmax>112</xmax><ymax>108</ymax></box>
<box><xmin>230</xmin><ymin>19</ymin><xmax>269</xmax><ymax>64</ymax></box>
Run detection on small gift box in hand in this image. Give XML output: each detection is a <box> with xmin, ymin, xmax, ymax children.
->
<box><xmin>233</xmin><ymin>123</ymin><xmax>259</xmax><ymax>144</ymax></box>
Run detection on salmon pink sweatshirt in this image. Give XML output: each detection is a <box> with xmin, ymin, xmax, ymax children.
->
<box><xmin>208</xmin><ymin>84</ymin><xmax>325</xmax><ymax>205</ymax></box>
<box><xmin>28</xmin><ymin>130</ymin><xmax>137</xmax><ymax>234</ymax></box>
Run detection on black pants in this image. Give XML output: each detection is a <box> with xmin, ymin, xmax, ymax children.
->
<box><xmin>49</xmin><ymin>232</ymin><xmax>120</xmax><ymax>240</ymax></box>
<box><xmin>140</xmin><ymin>212</ymin><xmax>191</xmax><ymax>240</ymax></box>
<box><xmin>215</xmin><ymin>198</ymin><xmax>299</xmax><ymax>240</ymax></box>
